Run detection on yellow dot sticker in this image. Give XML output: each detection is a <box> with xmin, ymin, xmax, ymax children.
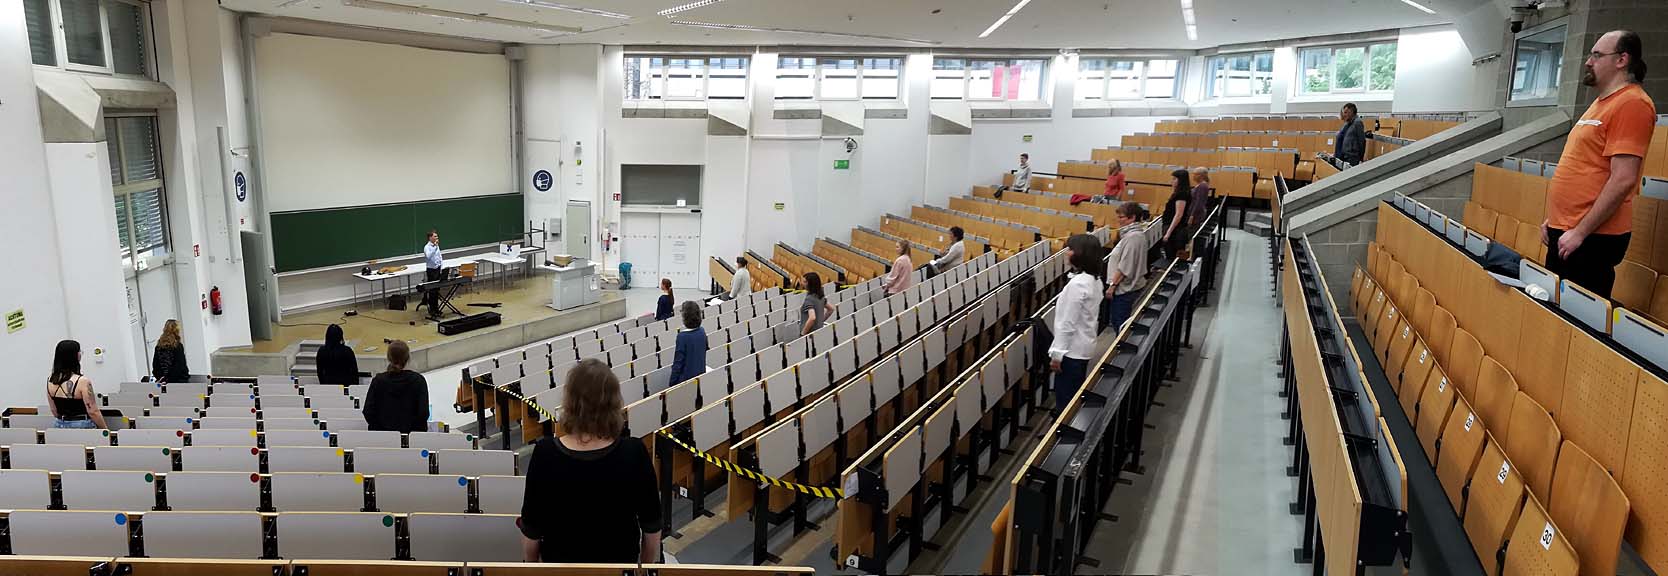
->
<box><xmin>336</xmin><ymin>449</ymin><xmax>345</xmax><ymax>457</ymax></box>
<box><xmin>354</xmin><ymin>473</ymin><xmax>364</xmax><ymax>484</ymax></box>
<box><xmin>250</xmin><ymin>429</ymin><xmax>259</xmax><ymax>438</ymax></box>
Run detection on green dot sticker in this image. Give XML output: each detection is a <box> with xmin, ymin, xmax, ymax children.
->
<box><xmin>144</xmin><ymin>473</ymin><xmax>154</xmax><ymax>483</ymax></box>
<box><xmin>101</xmin><ymin>430</ymin><xmax>110</xmax><ymax>437</ymax></box>
<box><xmin>162</xmin><ymin>448</ymin><xmax>171</xmax><ymax>455</ymax></box>
<box><xmin>381</xmin><ymin>515</ymin><xmax>394</xmax><ymax>527</ymax></box>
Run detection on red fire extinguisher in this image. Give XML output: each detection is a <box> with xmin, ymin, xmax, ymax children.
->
<box><xmin>210</xmin><ymin>287</ymin><xmax>224</xmax><ymax>316</ymax></box>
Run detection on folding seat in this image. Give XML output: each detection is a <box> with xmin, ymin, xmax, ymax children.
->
<box><xmin>406</xmin><ymin>513</ymin><xmax>523</xmax><ymax>562</ymax></box>
<box><xmin>314</xmin><ymin>408</ymin><xmax>364</xmax><ymax>425</ymax></box>
<box><xmin>434</xmin><ymin>449</ymin><xmax>515</xmax><ymax>476</ymax></box>
<box><xmin>1500</xmin><ymin>493</ymin><xmax>1578</xmax><ymax>575</ymax></box>
<box><xmin>201</xmin><ymin>406</ymin><xmax>256</xmax><ymax>418</ymax></box>
<box><xmin>1409</xmin><ymin>288</ymin><xmax>1436</xmax><ymax>339</ymax></box>
<box><xmin>180</xmin><ymin>446</ymin><xmax>260</xmax><ymax>472</ymax></box>
<box><xmin>335</xmin><ymin>430</ymin><xmax>402</xmax><ymax>449</ymax></box>
<box><xmin>1613</xmin><ymin>260</ymin><xmax>1655</xmax><ymax>312</ymax></box>
<box><xmin>263</xmin><ymin>417</ymin><xmax>321</xmax><ymax>431</ymax></box>
<box><xmin>274</xmin><ymin>512</ymin><xmax>396</xmax><ymax>560</ymax></box>
<box><xmin>259</xmin><ymin>407</ymin><xmax>315</xmax><ymax>420</ymax></box>
<box><xmin>213</xmin><ymin>383</ymin><xmax>254</xmax><ymax>396</ymax></box>
<box><xmin>190</xmin><ymin>429</ymin><xmax>258</xmax><ymax>447</ymax></box>
<box><xmin>372</xmin><ymin>473</ymin><xmax>468</xmax><ymax>513</ymax></box>
<box><xmin>1501</xmin><ymin>393</ymin><xmax>1560</xmax><ymax>501</ymax></box>
<box><xmin>352</xmin><ymin>447</ymin><xmax>431</xmax><ymax>475</ymax></box>
<box><xmin>0</xmin><ymin>469</ymin><xmax>52</xmax><ymax>509</ymax></box>
<box><xmin>60</xmin><ymin>470</ymin><xmax>156</xmax><ymax>511</ymax></box>
<box><xmin>1446</xmin><ymin>329</ymin><xmax>1485</xmax><ymax>403</ymax></box>
<box><xmin>9</xmin><ymin>443</ymin><xmax>87</xmax><ymax>471</ymax></box>
<box><xmin>205</xmin><ymin>394</ymin><xmax>255</xmax><ymax>408</ymax></box>
<box><xmin>260</xmin><ymin>395</ymin><xmax>307</xmax><ymax>409</ymax></box>
<box><xmin>268</xmin><ymin>446</ymin><xmax>347</xmax><ymax>473</ymax></box>
<box><xmin>93</xmin><ymin>446</ymin><xmax>173</xmax><ymax>473</ymax></box>
<box><xmin>147</xmin><ymin>407</ymin><xmax>199</xmax><ymax>418</ymax></box>
<box><xmin>407</xmin><ymin>432</ymin><xmax>472</xmax><ymax>452</ymax></box>
<box><xmin>1427</xmin><ymin>307</ymin><xmax>1457</xmax><ymax>366</ymax></box>
<box><xmin>270</xmin><ymin>472</ymin><xmax>365</xmax><ymax>512</ymax></box>
<box><xmin>1548</xmin><ymin>441</ymin><xmax>1630</xmax><ymax>576</ymax></box>
<box><xmin>1414</xmin><ymin>367</ymin><xmax>1457</xmax><ymax>460</ymax></box>
<box><xmin>1384</xmin><ymin>318</ymin><xmax>1417</xmax><ymax>383</ymax></box>
<box><xmin>325</xmin><ymin>417</ymin><xmax>369</xmax><ymax>431</ymax></box>
<box><xmin>309</xmin><ymin>394</ymin><xmax>356</xmax><ymax>409</ymax></box>
<box><xmin>1473</xmin><ymin>358</ymin><xmax>1519</xmax><ymax>443</ymax></box>
<box><xmin>197</xmin><ymin>416</ymin><xmax>258</xmax><ymax>430</ymax></box>
<box><xmin>43</xmin><ymin>428</ymin><xmax>110</xmax><ymax>447</ymax></box>
<box><xmin>165</xmin><ymin>383</ymin><xmax>209</xmax><ymax>397</ymax></box>
<box><xmin>140</xmin><ymin>510</ymin><xmax>265</xmax><ymax>560</ymax></box>
<box><xmin>7</xmin><ymin>511</ymin><xmax>131</xmax><ymax>556</ymax></box>
<box><xmin>1462</xmin><ymin>438</ymin><xmax>1527</xmax><ymax>576</ymax></box>
<box><xmin>158</xmin><ymin>393</ymin><xmax>206</xmax><ymax>408</ymax></box>
<box><xmin>164</xmin><ymin>471</ymin><xmax>261</xmax><ymax>511</ymax></box>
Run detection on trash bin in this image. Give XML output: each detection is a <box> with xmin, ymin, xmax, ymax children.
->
<box><xmin>618</xmin><ymin>262</ymin><xmax>633</xmax><ymax>290</ymax></box>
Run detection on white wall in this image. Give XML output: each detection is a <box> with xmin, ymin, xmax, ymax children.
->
<box><xmin>1392</xmin><ymin>25</ymin><xmax>1501</xmax><ymax>113</ymax></box>
<box><xmin>45</xmin><ymin>143</ymin><xmax>140</xmax><ymax>387</ymax></box>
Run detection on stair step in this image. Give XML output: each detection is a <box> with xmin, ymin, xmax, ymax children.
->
<box><xmin>1245</xmin><ymin>221</ymin><xmax>1273</xmax><ymax>238</ymax></box>
<box><xmin>1244</xmin><ymin>212</ymin><xmax>1273</xmax><ymax>226</ymax></box>
<box><xmin>290</xmin><ymin>365</ymin><xmax>318</xmax><ymax>376</ymax></box>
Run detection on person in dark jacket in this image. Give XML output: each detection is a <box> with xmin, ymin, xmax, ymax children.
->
<box><xmin>315</xmin><ymin>324</ymin><xmax>359</xmax><ymax>385</ymax></box>
<box><xmin>362</xmin><ymin>340</ymin><xmax>429</xmax><ymax>433</ymax></box>
<box><xmin>667</xmin><ymin>301</ymin><xmax>707</xmax><ymax>386</ymax></box>
<box><xmin>151</xmin><ymin>319</ymin><xmax>189</xmax><ymax>383</ymax></box>
<box><xmin>1335</xmin><ymin>103</ymin><xmax>1367</xmax><ymax>166</ymax></box>
<box><xmin>654</xmin><ymin>278</ymin><xmax>675</xmax><ymax>321</ymax></box>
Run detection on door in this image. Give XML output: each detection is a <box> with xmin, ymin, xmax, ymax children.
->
<box><xmin>565</xmin><ymin>201</ymin><xmax>591</xmax><ymax>258</ymax></box>
<box><xmin>242</xmin><ymin>231</ymin><xmax>273</xmax><ymax>341</ymax></box>
<box><xmin>658</xmin><ymin>213</ymin><xmax>701</xmax><ymax>289</ymax></box>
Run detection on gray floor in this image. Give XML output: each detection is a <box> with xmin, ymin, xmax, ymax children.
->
<box><xmin>1074</xmin><ymin>228</ymin><xmax>1304</xmax><ymax>575</ymax></box>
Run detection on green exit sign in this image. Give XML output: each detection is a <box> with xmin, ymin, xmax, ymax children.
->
<box><xmin>833</xmin><ymin>159</ymin><xmax>850</xmax><ymax>170</ymax></box>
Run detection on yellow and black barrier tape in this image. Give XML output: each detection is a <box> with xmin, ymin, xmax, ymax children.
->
<box><xmin>490</xmin><ymin>380</ymin><xmax>846</xmax><ymax>500</ymax></box>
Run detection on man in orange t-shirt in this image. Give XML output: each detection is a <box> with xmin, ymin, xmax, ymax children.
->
<box><xmin>1542</xmin><ymin>30</ymin><xmax>1656</xmax><ymax>298</ymax></box>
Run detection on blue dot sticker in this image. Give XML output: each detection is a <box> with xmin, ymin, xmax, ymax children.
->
<box><xmin>185</xmin><ymin>418</ymin><xmax>194</xmax><ymax>424</ymax></box>
<box><xmin>457</xmin><ymin>476</ymin><xmax>469</xmax><ymax>487</ymax></box>
<box><xmin>420</xmin><ymin>450</ymin><xmax>430</xmax><ymax>458</ymax></box>
<box><xmin>114</xmin><ymin>513</ymin><xmax>128</xmax><ymax>526</ymax></box>
<box><xmin>321</xmin><ymin>431</ymin><xmax>330</xmax><ymax>438</ymax></box>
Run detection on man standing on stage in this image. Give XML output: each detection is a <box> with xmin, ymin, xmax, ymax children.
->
<box><xmin>423</xmin><ymin>229</ymin><xmax>443</xmax><ymax>319</ymax></box>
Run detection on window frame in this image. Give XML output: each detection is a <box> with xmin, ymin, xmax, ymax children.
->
<box><xmin>772</xmin><ymin>55</ymin><xmax>904</xmax><ymax>101</ymax></box>
<box><xmin>1074</xmin><ymin>57</ymin><xmax>1183</xmax><ymax>101</ymax></box>
<box><xmin>931</xmin><ymin>57</ymin><xmax>1049</xmax><ymax>103</ymax></box>
<box><xmin>1205</xmin><ymin>51</ymin><xmax>1274</xmax><ymax>99</ymax></box>
<box><xmin>106</xmin><ymin>112</ymin><xmax>170</xmax><ymax>265</ymax></box>
<box><xmin>622</xmin><ymin>54</ymin><xmax>752</xmax><ymax>102</ymax></box>
<box><xmin>33</xmin><ymin>0</ymin><xmax>154</xmax><ymax>80</ymax></box>
<box><xmin>1297</xmin><ymin>41</ymin><xmax>1397</xmax><ymax>96</ymax></box>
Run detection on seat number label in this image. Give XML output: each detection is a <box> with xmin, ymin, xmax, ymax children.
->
<box><xmin>1540</xmin><ymin>523</ymin><xmax>1555</xmax><ymax>550</ymax></box>
<box><xmin>1402</xmin><ymin>326</ymin><xmax>1410</xmax><ymax>338</ymax></box>
<box><xmin>1497</xmin><ymin>461</ymin><xmax>1511</xmax><ymax>484</ymax></box>
<box><xmin>1438</xmin><ymin>378</ymin><xmax>1447</xmax><ymax>393</ymax></box>
<box><xmin>1418</xmin><ymin>350</ymin><xmax>1428</xmax><ymax>364</ymax></box>
<box><xmin>1464</xmin><ymin>413</ymin><xmax>1475</xmax><ymax>432</ymax></box>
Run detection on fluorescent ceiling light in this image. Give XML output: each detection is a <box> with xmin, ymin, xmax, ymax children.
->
<box><xmin>276</xmin><ymin>0</ymin><xmax>308</xmax><ymax>7</ymax></box>
<box><xmin>1178</xmin><ymin>0</ymin><xmax>1196</xmax><ymax>41</ymax></box>
<box><xmin>495</xmin><ymin>0</ymin><xmax>631</xmax><ymax>19</ymax></box>
<box><xmin>1186</xmin><ymin>24</ymin><xmax>1198</xmax><ymax>41</ymax></box>
<box><xmin>669</xmin><ymin>21</ymin><xmax>938</xmax><ymax>45</ymax></box>
<box><xmin>1398</xmin><ymin>0</ymin><xmax>1437</xmax><ymax>14</ymax></box>
<box><xmin>978</xmin><ymin>0</ymin><xmax>1033</xmax><ymax>39</ymax></box>
<box><xmin>341</xmin><ymin>0</ymin><xmax>582</xmax><ymax>34</ymax></box>
<box><xmin>658</xmin><ymin>0</ymin><xmax>727</xmax><ymax>17</ymax></box>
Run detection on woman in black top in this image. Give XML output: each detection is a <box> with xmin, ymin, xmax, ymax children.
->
<box><xmin>654</xmin><ymin>278</ymin><xmax>675</xmax><ymax>321</ymax></box>
<box><xmin>1159</xmin><ymin>168</ymin><xmax>1192</xmax><ymax>259</ymax></box>
<box><xmin>520</xmin><ymin>359</ymin><xmax>662</xmax><ymax>564</ymax></box>
<box><xmin>47</xmin><ymin>340</ymin><xmax>107</xmax><ymax>429</ymax></box>
<box><xmin>151</xmin><ymin>319</ymin><xmax>190</xmax><ymax>383</ymax></box>
<box><xmin>361</xmin><ymin>340</ymin><xmax>428</xmax><ymax>433</ymax></box>
<box><xmin>315</xmin><ymin>324</ymin><xmax>360</xmax><ymax>385</ymax></box>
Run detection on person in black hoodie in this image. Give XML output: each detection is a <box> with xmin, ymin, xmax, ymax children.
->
<box><xmin>362</xmin><ymin>340</ymin><xmax>429</xmax><ymax>433</ymax></box>
<box><xmin>151</xmin><ymin>319</ymin><xmax>190</xmax><ymax>383</ymax></box>
<box><xmin>315</xmin><ymin>325</ymin><xmax>360</xmax><ymax>385</ymax></box>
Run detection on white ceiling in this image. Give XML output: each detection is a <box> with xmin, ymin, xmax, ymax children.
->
<box><xmin>221</xmin><ymin>0</ymin><xmax>1486</xmax><ymax>49</ymax></box>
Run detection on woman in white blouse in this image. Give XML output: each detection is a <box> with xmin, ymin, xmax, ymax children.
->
<box><xmin>1048</xmin><ymin>234</ymin><xmax>1106</xmax><ymax>413</ymax></box>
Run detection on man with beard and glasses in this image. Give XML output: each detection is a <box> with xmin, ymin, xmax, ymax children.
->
<box><xmin>1542</xmin><ymin>30</ymin><xmax>1655</xmax><ymax>298</ymax></box>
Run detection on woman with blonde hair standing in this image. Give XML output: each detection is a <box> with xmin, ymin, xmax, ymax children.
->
<box><xmin>152</xmin><ymin>319</ymin><xmax>190</xmax><ymax>383</ymax></box>
<box><xmin>883</xmin><ymin>239</ymin><xmax>915</xmax><ymax>296</ymax></box>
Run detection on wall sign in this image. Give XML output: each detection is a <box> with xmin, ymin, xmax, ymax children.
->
<box><xmin>5</xmin><ymin>309</ymin><xmax>24</xmax><ymax>334</ymax></box>
<box><xmin>833</xmin><ymin>159</ymin><xmax>850</xmax><ymax>170</ymax></box>
<box><xmin>773</xmin><ymin>202</ymin><xmax>786</xmax><ymax>211</ymax></box>
<box><xmin>1023</xmin><ymin>134</ymin><xmax>1033</xmax><ymax>143</ymax></box>
<box><xmin>532</xmin><ymin>170</ymin><xmax>554</xmax><ymax>193</ymax></box>
<box><xmin>234</xmin><ymin>172</ymin><xmax>247</xmax><ymax>202</ymax></box>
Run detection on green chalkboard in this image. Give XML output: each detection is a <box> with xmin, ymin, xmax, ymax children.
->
<box><xmin>271</xmin><ymin>194</ymin><xmax>523</xmax><ymax>273</ymax></box>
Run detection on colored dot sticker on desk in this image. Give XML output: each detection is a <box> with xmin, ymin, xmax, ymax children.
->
<box><xmin>420</xmin><ymin>450</ymin><xmax>430</xmax><ymax>458</ymax></box>
<box><xmin>101</xmin><ymin>430</ymin><xmax>110</xmax><ymax>437</ymax></box>
<box><xmin>336</xmin><ymin>449</ymin><xmax>345</xmax><ymax>457</ymax></box>
<box><xmin>250</xmin><ymin>473</ymin><xmax>261</xmax><ymax>483</ymax></box>
<box><xmin>175</xmin><ymin>430</ymin><xmax>184</xmax><ymax>437</ymax></box>
<box><xmin>381</xmin><ymin>515</ymin><xmax>394</xmax><ymax>527</ymax></box>
<box><xmin>250</xmin><ymin>429</ymin><xmax>259</xmax><ymax>438</ymax></box>
<box><xmin>161</xmin><ymin>448</ymin><xmax>171</xmax><ymax>456</ymax></box>
<box><xmin>144</xmin><ymin>473</ymin><xmax>154</xmax><ymax>483</ymax></box>
<box><xmin>321</xmin><ymin>431</ymin><xmax>331</xmax><ymax>438</ymax></box>
<box><xmin>457</xmin><ymin>476</ymin><xmax>469</xmax><ymax>487</ymax></box>
<box><xmin>114</xmin><ymin>513</ymin><xmax>128</xmax><ymax>526</ymax></box>
<box><xmin>186</xmin><ymin>418</ymin><xmax>194</xmax><ymax>424</ymax></box>
<box><xmin>250</xmin><ymin>447</ymin><xmax>260</xmax><ymax>455</ymax></box>
<box><xmin>354</xmin><ymin>474</ymin><xmax>364</xmax><ymax>484</ymax></box>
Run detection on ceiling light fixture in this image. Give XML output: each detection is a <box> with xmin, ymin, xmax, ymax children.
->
<box><xmin>658</xmin><ymin>0</ymin><xmax>727</xmax><ymax>17</ymax></box>
<box><xmin>276</xmin><ymin>0</ymin><xmax>308</xmax><ymax>8</ymax></box>
<box><xmin>495</xmin><ymin>0</ymin><xmax>631</xmax><ymax>20</ymax></box>
<box><xmin>1398</xmin><ymin>0</ymin><xmax>1437</xmax><ymax>14</ymax></box>
<box><xmin>669</xmin><ymin>20</ymin><xmax>938</xmax><ymax>45</ymax></box>
<box><xmin>978</xmin><ymin>0</ymin><xmax>1033</xmax><ymax>39</ymax></box>
<box><xmin>1178</xmin><ymin>0</ymin><xmax>1197</xmax><ymax>41</ymax></box>
<box><xmin>340</xmin><ymin>0</ymin><xmax>582</xmax><ymax>34</ymax></box>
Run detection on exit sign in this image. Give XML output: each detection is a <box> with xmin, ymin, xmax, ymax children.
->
<box><xmin>833</xmin><ymin>159</ymin><xmax>850</xmax><ymax>170</ymax></box>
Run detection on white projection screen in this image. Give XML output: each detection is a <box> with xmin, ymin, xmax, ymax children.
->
<box><xmin>255</xmin><ymin>33</ymin><xmax>513</xmax><ymax>212</ymax></box>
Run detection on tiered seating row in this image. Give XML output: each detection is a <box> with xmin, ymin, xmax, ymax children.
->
<box><xmin>0</xmin><ymin>556</ymin><xmax>812</xmax><ymax>576</ymax></box>
<box><xmin>910</xmin><ymin>206</ymin><xmax>1036</xmax><ymax>257</ymax></box>
<box><xmin>0</xmin><ymin>468</ymin><xmax>522</xmax><ymax>514</ymax></box>
<box><xmin>948</xmin><ymin>195</ymin><xmax>1092</xmax><ymax>239</ymax></box>
<box><xmin>880</xmin><ymin>213</ymin><xmax>991</xmax><ymax>257</ymax></box>
<box><xmin>814</xmin><ymin>239</ymin><xmax>889</xmax><ymax>283</ymax></box>
<box><xmin>0</xmin><ymin>444</ymin><xmax>514</xmax><ymax>476</ymax></box>
<box><xmin>1364</xmin><ymin>197</ymin><xmax>1663</xmax><ymax>575</ymax></box>
<box><xmin>0</xmin><ymin>427</ymin><xmax>473</xmax><ymax>450</ymax></box>
<box><xmin>851</xmin><ymin>226</ymin><xmax>941</xmax><ymax>267</ymax></box>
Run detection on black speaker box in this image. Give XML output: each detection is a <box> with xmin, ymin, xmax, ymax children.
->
<box><xmin>437</xmin><ymin>311</ymin><xmax>502</xmax><ymax>335</ymax></box>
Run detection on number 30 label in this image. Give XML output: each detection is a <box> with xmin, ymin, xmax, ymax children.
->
<box><xmin>1540</xmin><ymin>523</ymin><xmax>1556</xmax><ymax>550</ymax></box>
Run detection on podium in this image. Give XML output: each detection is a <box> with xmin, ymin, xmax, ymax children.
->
<box><xmin>541</xmin><ymin>261</ymin><xmax>600</xmax><ymax>310</ymax></box>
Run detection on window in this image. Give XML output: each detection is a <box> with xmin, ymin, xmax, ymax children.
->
<box><xmin>773</xmin><ymin>56</ymin><xmax>902</xmax><ymax>100</ymax></box>
<box><xmin>1075</xmin><ymin>58</ymin><xmax>1182</xmax><ymax>100</ymax></box>
<box><xmin>106</xmin><ymin>115</ymin><xmax>168</xmax><ymax>262</ymax></box>
<box><xmin>623</xmin><ymin>55</ymin><xmax>751</xmax><ymax>101</ymax></box>
<box><xmin>1299</xmin><ymin>42</ymin><xmax>1397</xmax><ymax>95</ymax></box>
<box><xmin>24</xmin><ymin>0</ymin><xmax>151</xmax><ymax>76</ymax></box>
<box><xmin>1206</xmin><ymin>52</ymin><xmax>1274</xmax><ymax>98</ymax></box>
<box><xmin>931</xmin><ymin>58</ymin><xmax>1047</xmax><ymax>101</ymax></box>
<box><xmin>1509</xmin><ymin>24</ymin><xmax>1565</xmax><ymax>103</ymax></box>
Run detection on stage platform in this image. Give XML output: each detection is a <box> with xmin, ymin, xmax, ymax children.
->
<box><xmin>211</xmin><ymin>277</ymin><xmax>628</xmax><ymax>377</ymax></box>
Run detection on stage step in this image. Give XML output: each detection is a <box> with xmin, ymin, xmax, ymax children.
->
<box><xmin>1245</xmin><ymin>220</ymin><xmax>1273</xmax><ymax>238</ymax></box>
<box><xmin>1244</xmin><ymin>211</ymin><xmax>1272</xmax><ymax>228</ymax></box>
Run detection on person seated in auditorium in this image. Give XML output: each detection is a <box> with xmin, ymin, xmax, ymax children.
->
<box><xmin>728</xmin><ymin>256</ymin><xmax>752</xmax><ymax>301</ymax></box>
<box><xmin>151</xmin><ymin>319</ymin><xmax>189</xmax><ymax>383</ymax></box>
<box><xmin>1188</xmin><ymin>167</ymin><xmax>1212</xmax><ymax>228</ymax></box>
<box><xmin>1105</xmin><ymin>202</ymin><xmax>1152</xmax><ymax>334</ymax></box>
<box><xmin>654</xmin><ymin>278</ymin><xmax>675</xmax><ymax>321</ymax></box>
<box><xmin>667</xmin><ymin>301</ymin><xmax>707</xmax><ymax>387</ymax></box>
<box><xmin>1159</xmin><ymin>169</ymin><xmax>1192</xmax><ymax>259</ymax></box>
<box><xmin>799</xmin><ymin>271</ymin><xmax>835</xmax><ymax>337</ymax></box>
<box><xmin>1049</xmin><ymin>235</ymin><xmax>1105</xmax><ymax>413</ymax></box>
<box><xmin>1542</xmin><ymin>29</ymin><xmax>1655</xmax><ymax>299</ymax></box>
<box><xmin>520</xmin><ymin>359</ymin><xmax>662</xmax><ymax>564</ymax></box>
<box><xmin>421</xmin><ymin>229</ymin><xmax>444</xmax><ymax>319</ymax></box>
<box><xmin>883</xmin><ymin>239</ymin><xmax>915</xmax><ymax>296</ymax></box>
<box><xmin>362</xmin><ymin>340</ymin><xmax>428</xmax><ymax>433</ymax></box>
<box><xmin>47</xmin><ymin>340</ymin><xmax>106</xmax><ymax>430</ymax></box>
<box><xmin>315</xmin><ymin>324</ymin><xmax>359</xmax><ymax>385</ymax></box>
<box><xmin>927</xmin><ymin>226</ymin><xmax>967</xmax><ymax>276</ymax></box>
<box><xmin>1100</xmin><ymin>160</ymin><xmax>1127</xmax><ymax>203</ymax></box>
<box><xmin>1335</xmin><ymin>103</ymin><xmax>1367</xmax><ymax>166</ymax></box>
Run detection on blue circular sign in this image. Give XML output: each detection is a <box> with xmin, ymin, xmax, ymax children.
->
<box><xmin>532</xmin><ymin>169</ymin><xmax>553</xmax><ymax>192</ymax></box>
<box><xmin>234</xmin><ymin>172</ymin><xmax>248</xmax><ymax>202</ymax></box>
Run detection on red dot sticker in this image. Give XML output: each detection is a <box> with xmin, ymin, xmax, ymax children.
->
<box><xmin>250</xmin><ymin>473</ymin><xmax>261</xmax><ymax>483</ymax></box>
<box><xmin>249</xmin><ymin>447</ymin><xmax>260</xmax><ymax>455</ymax></box>
<box><xmin>175</xmin><ymin>430</ymin><xmax>184</xmax><ymax>437</ymax></box>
